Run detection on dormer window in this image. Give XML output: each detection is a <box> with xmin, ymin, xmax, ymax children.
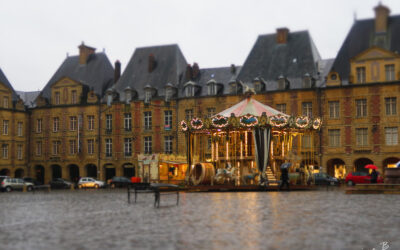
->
<box><xmin>184</xmin><ymin>81</ymin><xmax>196</xmax><ymax>97</ymax></box>
<box><xmin>124</xmin><ymin>87</ymin><xmax>134</xmax><ymax>104</ymax></box>
<box><xmin>207</xmin><ymin>80</ymin><xmax>217</xmax><ymax>95</ymax></box>
<box><xmin>253</xmin><ymin>78</ymin><xmax>265</xmax><ymax>93</ymax></box>
<box><xmin>107</xmin><ymin>93</ymin><xmax>113</xmax><ymax>106</ymax></box>
<box><xmin>278</xmin><ymin>75</ymin><xmax>289</xmax><ymax>90</ymax></box>
<box><xmin>165</xmin><ymin>88</ymin><xmax>173</xmax><ymax>102</ymax></box>
<box><xmin>230</xmin><ymin>81</ymin><xmax>242</xmax><ymax>94</ymax></box>
<box><xmin>55</xmin><ymin>92</ymin><xmax>60</xmax><ymax>105</ymax></box>
<box><xmin>145</xmin><ymin>89</ymin><xmax>152</xmax><ymax>103</ymax></box>
<box><xmin>302</xmin><ymin>73</ymin><xmax>314</xmax><ymax>88</ymax></box>
<box><xmin>71</xmin><ymin>90</ymin><xmax>77</xmax><ymax>104</ymax></box>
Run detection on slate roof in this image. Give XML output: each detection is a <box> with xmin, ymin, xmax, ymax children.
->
<box><xmin>179</xmin><ymin>66</ymin><xmax>241</xmax><ymax>98</ymax></box>
<box><xmin>330</xmin><ymin>15</ymin><xmax>400</xmax><ymax>84</ymax></box>
<box><xmin>0</xmin><ymin>68</ymin><xmax>19</xmax><ymax>101</ymax></box>
<box><xmin>16</xmin><ymin>91</ymin><xmax>40</xmax><ymax>108</ymax></box>
<box><xmin>115</xmin><ymin>44</ymin><xmax>187</xmax><ymax>101</ymax></box>
<box><xmin>237</xmin><ymin>30</ymin><xmax>322</xmax><ymax>90</ymax></box>
<box><xmin>38</xmin><ymin>52</ymin><xmax>114</xmax><ymax>102</ymax></box>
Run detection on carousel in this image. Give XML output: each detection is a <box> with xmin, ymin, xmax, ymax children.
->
<box><xmin>180</xmin><ymin>96</ymin><xmax>322</xmax><ymax>187</ymax></box>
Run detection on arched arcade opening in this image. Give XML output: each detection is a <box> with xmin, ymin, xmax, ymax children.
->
<box><xmin>35</xmin><ymin>165</ymin><xmax>45</xmax><ymax>184</ymax></box>
<box><xmin>122</xmin><ymin>163</ymin><xmax>135</xmax><ymax>177</ymax></box>
<box><xmin>327</xmin><ymin>158</ymin><xmax>346</xmax><ymax>179</ymax></box>
<box><xmin>86</xmin><ymin>164</ymin><xmax>97</xmax><ymax>178</ymax></box>
<box><xmin>68</xmin><ymin>164</ymin><xmax>80</xmax><ymax>183</ymax></box>
<box><xmin>354</xmin><ymin>158</ymin><xmax>373</xmax><ymax>173</ymax></box>
<box><xmin>0</xmin><ymin>168</ymin><xmax>10</xmax><ymax>176</ymax></box>
<box><xmin>51</xmin><ymin>165</ymin><xmax>62</xmax><ymax>179</ymax></box>
<box><xmin>15</xmin><ymin>168</ymin><xmax>25</xmax><ymax>178</ymax></box>
<box><xmin>104</xmin><ymin>164</ymin><xmax>115</xmax><ymax>181</ymax></box>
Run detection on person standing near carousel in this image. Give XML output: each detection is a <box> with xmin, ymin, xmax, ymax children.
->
<box><xmin>279</xmin><ymin>162</ymin><xmax>291</xmax><ymax>190</ymax></box>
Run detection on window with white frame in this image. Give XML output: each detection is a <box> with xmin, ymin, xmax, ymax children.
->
<box><xmin>145</xmin><ymin>90</ymin><xmax>152</xmax><ymax>103</ymax></box>
<box><xmin>87</xmin><ymin>139</ymin><xmax>94</xmax><ymax>155</ymax></box>
<box><xmin>36</xmin><ymin>141</ymin><xmax>42</xmax><ymax>156</ymax></box>
<box><xmin>69</xmin><ymin>140</ymin><xmax>77</xmax><ymax>154</ymax></box>
<box><xmin>385</xmin><ymin>97</ymin><xmax>397</xmax><ymax>115</ymax></box>
<box><xmin>328</xmin><ymin>129</ymin><xmax>340</xmax><ymax>147</ymax></box>
<box><xmin>356</xmin><ymin>99</ymin><xmax>367</xmax><ymax>117</ymax></box>
<box><xmin>52</xmin><ymin>141</ymin><xmax>60</xmax><ymax>155</ymax></box>
<box><xmin>71</xmin><ymin>90</ymin><xmax>77</xmax><ymax>104</ymax></box>
<box><xmin>3</xmin><ymin>120</ymin><xmax>8</xmax><ymax>135</ymax></box>
<box><xmin>55</xmin><ymin>92</ymin><xmax>60</xmax><ymax>105</ymax></box>
<box><xmin>164</xmin><ymin>110</ymin><xmax>172</xmax><ymax>130</ymax></box>
<box><xmin>208</xmin><ymin>83</ymin><xmax>217</xmax><ymax>95</ymax></box>
<box><xmin>106</xmin><ymin>114</ymin><xmax>112</xmax><ymax>131</ymax></box>
<box><xmin>276</xmin><ymin>104</ymin><xmax>287</xmax><ymax>114</ymax></box>
<box><xmin>124</xmin><ymin>113</ymin><xmax>132</xmax><ymax>131</ymax></box>
<box><xmin>88</xmin><ymin>115</ymin><xmax>95</xmax><ymax>130</ymax></box>
<box><xmin>185</xmin><ymin>85</ymin><xmax>194</xmax><ymax>97</ymax></box>
<box><xmin>356</xmin><ymin>128</ymin><xmax>368</xmax><ymax>146</ymax></box>
<box><xmin>164</xmin><ymin>136</ymin><xmax>173</xmax><ymax>154</ymax></box>
<box><xmin>385</xmin><ymin>127</ymin><xmax>398</xmax><ymax>145</ymax></box>
<box><xmin>37</xmin><ymin>119</ymin><xmax>42</xmax><ymax>133</ymax></box>
<box><xmin>385</xmin><ymin>64</ymin><xmax>395</xmax><ymax>81</ymax></box>
<box><xmin>3</xmin><ymin>96</ymin><xmax>9</xmax><ymax>108</ymax></box>
<box><xmin>144</xmin><ymin>111</ymin><xmax>152</xmax><ymax>130</ymax></box>
<box><xmin>17</xmin><ymin>144</ymin><xmax>23</xmax><ymax>160</ymax></box>
<box><xmin>17</xmin><ymin>122</ymin><xmax>23</xmax><ymax>136</ymax></box>
<box><xmin>165</xmin><ymin>88</ymin><xmax>173</xmax><ymax>102</ymax></box>
<box><xmin>329</xmin><ymin>101</ymin><xmax>340</xmax><ymax>119</ymax></box>
<box><xmin>185</xmin><ymin>109</ymin><xmax>193</xmax><ymax>121</ymax></box>
<box><xmin>302</xmin><ymin>102</ymin><xmax>312</xmax><ymax>117</ymax></box>
<box><xmin>207</xmin><ymin>108</ymin><xmax>216</xmax><ymax>118</ymax></box>
<box><xmin>124</xmin><ymin>138</ymin><xmax>132</xmax><ymax>156</ymax></box>
<box><xmin>105</xmin><ymin>138</ymin><xmax>112</xmax><ymax>157</ymax></box>
<box><xmin>356</xmin><ymin>67</ymin><xmax>366</xmax><ymax>83</ymax></box>
<box><xmin>70</xmin><ymin>116</ymin><xmax>77</xmax><ymax>131</ymax></box>
<box><xmin>2</xmin><ymin>144</ymin><xmax>8</xmax><ymax>159</ymax></box>
<box><xmin>53</xmin><ymin>117</ymin><xmax>59</xmax><ymax>132</ymax></box>
<box><xmin>144</xmin><ymin>136</ymin><xmax>152</xmax><ymax>154</ymax></box>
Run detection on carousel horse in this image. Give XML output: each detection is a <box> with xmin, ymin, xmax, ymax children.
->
<box><xmin>242</xmin><ymin>172</ymin><xmax>259</xmax><ymax>185</ymax></box>
<box><xmin>214</xmin><ymin>166</ymin><xmax>237</xmax><ymax>184</ymax></box>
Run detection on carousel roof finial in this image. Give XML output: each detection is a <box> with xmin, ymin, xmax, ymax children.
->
<box><xmin>244</xmin><ymin>84</ymin><xmax>255</xmax><ymax>98</ymax></box>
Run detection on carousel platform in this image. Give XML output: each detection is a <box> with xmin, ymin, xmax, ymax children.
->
<box><xmin>184</xmin><ymin>184</ymin><xmax>317</xmax><ymax>192</ymax></box>
<box><xmin>345</xmin><ymin>184</ymin><xmax>400</xmax><ymax>194</ymax></box>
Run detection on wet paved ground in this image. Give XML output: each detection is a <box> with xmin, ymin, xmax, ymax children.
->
<box><xmin>0</xmin><ymin>187</ymin><xmax>399</xmax><ymax>250</ymax></box>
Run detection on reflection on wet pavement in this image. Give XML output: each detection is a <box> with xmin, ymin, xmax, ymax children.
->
<box><xmin>0</xmin><ymin>188</ymin><xmax>399</xmax><ymax>250</ymax></box>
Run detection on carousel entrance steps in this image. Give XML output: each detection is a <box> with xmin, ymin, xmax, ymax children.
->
<box><xmin>266</xmin><ymin>166</ymin><xmax>278</xmax><ymax>186</ymax></box>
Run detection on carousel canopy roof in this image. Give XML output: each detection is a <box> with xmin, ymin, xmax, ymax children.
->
<box><xmin>217</xmin><ymin>97</ymin><xmax>287</xmax><ymax>117</ymax></box>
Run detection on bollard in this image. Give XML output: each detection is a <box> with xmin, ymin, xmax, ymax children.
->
<box><xmin>70</xmin><ymin>184</ymin><xmax>75</xmax><ymax>191</ymax></box>
<box><xmin>23</xmin><ymin>185</ymin><xmax>27</xmax><ymax>192</ymax></box>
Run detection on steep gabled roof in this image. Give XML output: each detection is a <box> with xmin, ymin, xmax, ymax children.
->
<box><xmin>237</xmin><ymin>30</ymin><xmax>321</xmax><ymax>90</ymax></box>
<box><xmin>0</xmin><ymin>68</ymin><xmax>19</xmax><ymax>101</ymax></box>
<box><xmin>115</xmin><ymin>44</ymin><xmax>187</xmax><ymax>101</ymax></box>
<box><xmin>39</xmin><ymin>53</ymin><xmax>114</xmax><ymax>101</ymax></box>
<box><xmin>16</xmin><ymin>91</ymin><xmax>40</xmax><ymax>108</ymax></box>
<box><xmin>330</xmin><ymin>15</ymin><xmax>400</xmax><ymax>84</ymax></box>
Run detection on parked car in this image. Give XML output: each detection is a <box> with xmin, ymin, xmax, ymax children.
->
<box><xmin>49</xmin><ymin>178</ymin><xmax>72</xmax><ymax>189</ymax></box>
<box><xmin>109</xmin><ymin>176</ymin><xmax>131</xmax><ymax>188</ymax></box>
<box><xmin>0</xmin><ymin>176</ymin><xmax>9</xmax><ymax>183</ymax></box>
<box><xmin>1</xmin><ymin>178</ymin><xmax>34</xmax><ymax>192</ymax></box>
<box><xmin>23</xmin><ymin>177</ymin><xmax>42</xmax><ymax>186</ymax></box>
<box><xmin>345</xmin><ymin>172</ymin><xmax>384</xmax><ymax>186</ymax></box>
<box><xmin>78</xmin><ymin>177</ymin><xmax>105</xmax><ymax>189</ymax></box>
<box><xmin>313</xmin><ymin>173</ymin><xmax>339</xmax><ymax>186</ymax></box>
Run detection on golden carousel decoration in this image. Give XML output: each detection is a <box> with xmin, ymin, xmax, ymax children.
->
<box><xmin>181</xmin><ymin>97</ymin><xmax>322</xmax><ymax>186</ymax></box>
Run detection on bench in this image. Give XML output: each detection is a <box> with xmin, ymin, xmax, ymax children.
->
<box><xmin>127</xmin><ymin>183</ymin><xmax>179</xmax><ymax>208</ymax></box>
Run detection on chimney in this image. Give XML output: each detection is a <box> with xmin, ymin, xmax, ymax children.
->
<box><xmin>192</xmin><ymin>63</ymin><xmax>200</xmax><ymax>79</ymax></box>
<box><xmin>230</xmin><ymin>64</ymin><xmax>236</xmax><ymax>74</ymax></box>
<box><xmin>374</xmin><ymin>3</ymin><xmax>390</xmax><ymax>33</ymax></box>
<box><xmin>114</xmin><ymin>60</ymin><xmax>121</xmax><ymax>83</ymax></box>
<box><xmin>276</xmin><ymin>28</ymin><xmax>289</xmax><ymax>44</ymax></box>
<box><xmin>148</xmin><ymin>54</ymin><xmax>156</xmax><ymax>73</ymax></box>
<box><xmin>78</xmin><ymin>42</ymin><xmax>96</xmax><ymax>65</ymax></box>
<box><xmin>185</xmin><ymin>64</ymin><xmax>193</xmax><ymax>81</ymax></box>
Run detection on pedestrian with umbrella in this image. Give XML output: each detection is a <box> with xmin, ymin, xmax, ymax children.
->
<box><xmin>279</xmin><ymin>162</ymin><xmax>291</xmax><ymax>190</ymax></box>
<box><xmin>365</xmin><ymin>164</ymin><xmax>378</xmax><ymax>183</ymax></box>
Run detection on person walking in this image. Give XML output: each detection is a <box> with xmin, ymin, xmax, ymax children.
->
<box><xmin>370</xmin><ymin>169</ymin><xmax>378</xmax><ymax>183</ymax></box>
<box><xmin>279</xmin><ymin>167</ymin><xmax>290</xmax><ymax>190</ymax></box>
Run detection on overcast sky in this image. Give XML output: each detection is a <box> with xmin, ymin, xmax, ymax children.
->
<box><xmin>1</xmin><ymin>0</ymin><xmax>400</xmax><ymax>92</ymax></box>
